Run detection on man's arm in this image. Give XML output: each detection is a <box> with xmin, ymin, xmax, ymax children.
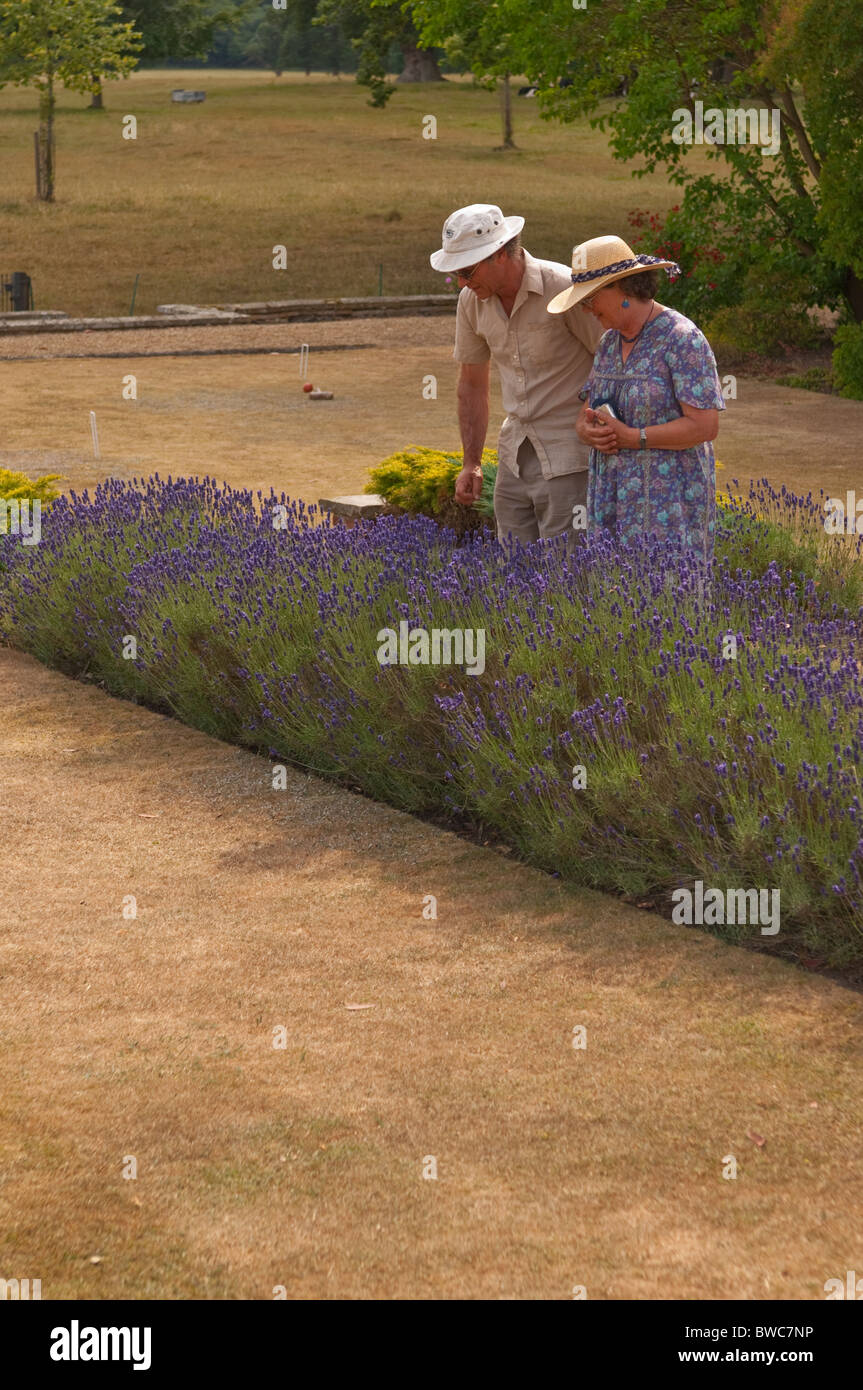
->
<box><xmin>563</xmin><ymin>303</ymin><xmax>603</xmax><ymax>354</ymax></box>
<box><xmin>455</xmin><ymin>360</ymin><xmax>490</xmax><ymax>504</ymax></box>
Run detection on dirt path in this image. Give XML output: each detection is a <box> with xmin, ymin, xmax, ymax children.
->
<box><xmin>1</xmin><ymin>646</ymin><xmax>861</xmax><ymax>1300</ymax></box>
<box><xmin>1</xmin><ymin>316</ymin><xmax>861</xmax><ymax>505</ymax></box>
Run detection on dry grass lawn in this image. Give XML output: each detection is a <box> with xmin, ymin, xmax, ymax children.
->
<box><xmin>0</xmin><ymin>70</ymin><xmax>690</xmax><ymax>318</ymax></box>
<box><xmin>1</xmin><ymin>646</ymin><xmax>862</xmax><ymax>1300</ymax></box>
<box><xmin>0</xmin><ymin>316</ymin><xmax>861</xmax><ymax>504</ymax></box>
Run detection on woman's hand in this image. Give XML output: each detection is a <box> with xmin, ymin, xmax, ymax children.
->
<box><xmin>597</xmin><ymin>416</ymin><xmax>640</xmax><ymax>453</ymax></box>
<box><xmin>577</xmin><ymin>405</ymin><xmax>618</xmax><ymax>452</ymax></box>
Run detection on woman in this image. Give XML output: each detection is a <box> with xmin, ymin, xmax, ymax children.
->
<box><xmin>548</xmin><ymin>235</ymin><xmax>724</xmax><ymax>560</ymax></box>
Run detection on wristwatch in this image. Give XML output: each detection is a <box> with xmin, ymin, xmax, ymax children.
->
<box><xmin>639</xmin><ymin>428</ymin><xmax>648</xmax><ymax>450</ymax></box>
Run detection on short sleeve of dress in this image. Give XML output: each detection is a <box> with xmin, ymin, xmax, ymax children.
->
<box><xmin>666</xmin><ymin>320</ymin><xmax>725</xmax><ymax>411</ymax></box>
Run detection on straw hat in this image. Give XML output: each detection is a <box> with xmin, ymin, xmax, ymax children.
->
<box><xmin>547</xmin><ymin>234</ymin><xmax>680</xmax><ymax>313</ymax></box>
<box><xmin>430</xmin><ymin>204</ymin><xmax>525</xmax><ymax>272</ymax></box>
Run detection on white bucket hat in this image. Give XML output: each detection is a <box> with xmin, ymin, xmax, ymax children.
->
<box><xmin>547</xmin><ymin>234</ymin><xmax>681</xmax><ymax>313</ymax></box>
<box><xmin>430</xmin><ymin>203</ymin><xmax>525</xmax><ymax>272</ymax></box>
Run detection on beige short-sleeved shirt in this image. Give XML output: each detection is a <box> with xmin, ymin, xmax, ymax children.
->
<box><xmin>453</xmin><ymin>249</ymin><xmax>603</xmax><ymax>478</ymax></box>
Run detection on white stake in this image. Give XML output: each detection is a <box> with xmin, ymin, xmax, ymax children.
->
<box><xmin>89</xmin><ymin>410</ymin><xmax>101</xmax><ymax>460</ymax></box>
<box><xmin>299</xmin><ymin>343</ymin><xmax>309</xmax><ymax>380</ymax></box>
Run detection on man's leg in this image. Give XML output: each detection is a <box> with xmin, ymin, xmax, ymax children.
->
<box><xmin>494</xmin><ymin>440</ymin><xmax>541</xmax><ymax>545</ymax></box>
<box><xmin>516</xmin><ymin>440</ymin><xmax>588</xmax><ymax>544</ymax></box>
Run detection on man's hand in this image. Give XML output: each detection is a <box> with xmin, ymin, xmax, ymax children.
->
<box><xmin>455</xmin><ymin>464</ymin><xmax>483</xmax><ymax>506</ymax></box>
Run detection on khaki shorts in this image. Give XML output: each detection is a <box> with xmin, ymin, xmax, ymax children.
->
<box><xmin>494</xmin><ymin>437</ymin><xmax>587</xmax><ymax>545</ymax></box>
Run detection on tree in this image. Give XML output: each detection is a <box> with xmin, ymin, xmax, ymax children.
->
<box><xmin>244</xmin><ymin>2</ymin><xmax>293</xmax><ymax>74</ymax></box>
<box><xmin>292</xmin><ymin>0</ymin><xmax>351</xmax><ymax>78</ymax></box>
<box><xmin>0</xmin><ymin>0</ymin><xmax>141</xmax><ymax>201</ymax></box>
<box><xmin>467</xmin><ymin>0</ymin><xmax>863</xmax><ymax>326</ymax></box>
<box><xmin>118</xmin><ymin>0</ymin><xmax>233</xmax><ymax>63</ymax></box>
<box><xmin>314</xmin><ymin>0</ymin><xmax>443</xmax><ymax>106</ymax></box>
<box><xmin>279</xmin><ymin>0</ymin><xmax>320</xmax><ymax>76</ymax></box>
<box><xmin>412</xmin><ymin>0</ymin><xmax>519</xmax><ymax>147</ymax></box>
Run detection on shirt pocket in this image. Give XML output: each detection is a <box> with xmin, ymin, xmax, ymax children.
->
<box><xmin>483</xmin><ymin>317</ymin><xmax>510</xmax><ymax>361</ymax></box>
<box><xmin>524</xmin><ymin>319</ymin><xmax>565</xmax><ymax>365</ymax></box>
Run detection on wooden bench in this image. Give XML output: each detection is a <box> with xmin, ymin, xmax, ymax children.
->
<box><xmin>318</xmin><ymin>495</ymin><xmax>387</xmax><ymax>529</ymax></box>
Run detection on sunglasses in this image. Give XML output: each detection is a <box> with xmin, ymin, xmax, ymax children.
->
<box><xmin>581</xmin><ymin>288</ymin><xmax>604</xmax><ymax>309</ymax></box>
<box><xmin>457</xmin><ymin>258</ymin><xmax>488</xmax><ymax>283</ymax></box>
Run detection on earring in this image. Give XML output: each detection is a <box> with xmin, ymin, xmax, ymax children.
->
<box><xmin>621</xmin><ymin>297</ymin><xmax>630</xmax><ymax>308</ymax></box>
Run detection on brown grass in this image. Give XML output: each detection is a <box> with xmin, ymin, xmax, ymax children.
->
<box><xmin>0</xmin><ymin>69</ymin><xmax>697</xmax><ymax>317</ymax></box>
<box><xmin>1</xmin><ymin>646</ymin><xmax>862</xmax><ymax>1299</ymax></box>
<box><xmin>0</xmin><ymin>316</ymin><xmax>862</xmax><ymax>505</ymax></box>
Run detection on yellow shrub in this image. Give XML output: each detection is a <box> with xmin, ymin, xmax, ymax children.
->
<box><xmin>0</xmin><ymin>468</ymin><xmax>63</xmax><ymax>506</ymax></box>
<box><xmin>366</xmin><ymin>446</ymin><xmax>496</xmax><ymax>516</ymax></box>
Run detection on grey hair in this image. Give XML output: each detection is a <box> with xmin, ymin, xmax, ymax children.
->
<box><xmin>618</xmin><ymin>268</ymin><xmax>660</xmax><ymax>300</ymax></box>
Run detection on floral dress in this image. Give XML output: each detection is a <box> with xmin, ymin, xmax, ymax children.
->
<box><xmin>578</xmin><ymin>307</ymin><xmax>725</xmax><ymax>560</ymax></box>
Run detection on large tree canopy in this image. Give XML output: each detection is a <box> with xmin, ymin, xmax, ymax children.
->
<box><xmin>314</xmin><ymin>0</ymin><xmax>443</xmax><ymax>104</ymax></box>
<box><xmin>412</xmin><ymin>0</ymin><xmax>520</xmax><ymax>146</ymax></box>
<box><xmin>415</xmin><ymin>0</ymin><xmax>863</xmax><ymax>323</ymax></box>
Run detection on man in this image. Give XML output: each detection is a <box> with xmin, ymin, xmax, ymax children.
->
<box><xmin>429</xmin><ymin>203</ymin><xmax>602</xmax><ymax>544</ymax></box>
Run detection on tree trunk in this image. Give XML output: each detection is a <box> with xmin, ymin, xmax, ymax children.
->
<box><xmin>89</xmin><ymin>76</ymin><xmax>104</xmax><ymax>110</ymax></box>
<box><xmin>38</xmin><ymin>81</ymin><xmax>55</xmax><ymax>203</ymax></box>
<box><xmin>328</xmin><ymin>24</ymin><xmax>341</xmax><ymax>77</ymax></box>
<box><xmin>497</xmin><ymin>73</ymin><xmax>516</xmax><ymax>149</ymax></box>
<box><xmin>843</xmin><ymin>267</ymin><xmax>863</xmax><ymax>324</ymax></box>
<box><xmin>397</xmin><ymin>44</ymin><xmax>443</xmax><ymax>82</ymax></box>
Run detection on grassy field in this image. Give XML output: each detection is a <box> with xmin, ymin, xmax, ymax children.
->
<box><xmin>2</xmin><ymin>317</ymin><xmax>863</xmax><ymax>508</ymax></box>
<box><xmin>0</xmin><ymin>69</ymin><xmax>691</xmax><ymax>317</ymax></box>
<box><xmin>3</xmin><ymin>643</ymin><xmax>862</xmax><ymax>1300</ymax></box>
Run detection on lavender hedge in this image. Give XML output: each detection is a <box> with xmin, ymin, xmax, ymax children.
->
<box><xmin>2</xmin><ymin>475</ymin><xmax>862</xmax><ymax>970</ymax></box>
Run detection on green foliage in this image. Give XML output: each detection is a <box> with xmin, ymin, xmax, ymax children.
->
<box><xmin>474</xmin><ymin>457</ymin><xmax>498</xmax><ymax>518</ymax></box>
<box><xmin>119</xmin><ymin>0</ymin><xmax>230</xmax><ymax>63</ymax></box>
<box><xmin>832</xmin><ymin>322</ymin><xmax>863</xmax><ymax>401</ymax></box>
<box><xmin>0</xmin><ymin>468</ymin><xmax>62</xmax><ymax>504</ymax></box>
<box><xmin>704</xmin><ymin>268</ymin><xmax>825</xmax><ymax>361</ymax></box>
<box><xmin>310</xmin><ymin>1</ymin><xmax>443</xmax><ymax>101</ymax></box>
<box><xmin>413</xmin><ymin>0</ymin><xmax>512</xmax><ymax>82</ymax></box>
<box><xmin>365</xmin><ymin>445</ymin><xmax>497</xmax><ymax>516</ymax></box>
<box><xmin>441</xmin><ymin>0</ymin><xmax>863</xmax><ymax>327</ymax></box>
<box><xmin>0</xmin><ymin>0</ymin><xmax>142</xmax><ymax>197</ymax></box>
<box><xmin>0</xmin><ymin>0</ymin><xmax>142</xmax><ymax>92</ymax></box>
<box><xmin>774</xmin><ymin>365</ymin><xmax>835</xmax><ymax>395</ymax></box>
<box><xmin>312</xmin><ymin>0</ymin><xmax>398</xmax><ymax>99</ymax></box>
<box><xmin>626</xmin><ymin>204</ymin><xmax>739</xmax><ymax>326</ymax></box>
